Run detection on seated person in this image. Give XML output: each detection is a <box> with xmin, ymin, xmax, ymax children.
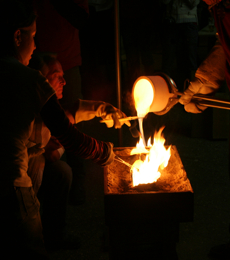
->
<box><xmin>28</xmin><ymin>52</ymin><xmax>130</xmax><ymax>250</ymax></box>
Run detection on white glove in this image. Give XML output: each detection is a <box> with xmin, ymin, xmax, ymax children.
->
<box><xmin>75</xmin><ymin>99</ymin><xmax>131</xmax><ymax>129</ymax></box>
<box><xmin>179</xmin><ymin>77</ymin><xmax>219</xmax><ymax>113</ymax></box>
<box><xmin>179</xmin><ymin>39</ymin><xmax>226</xmax><ymax>113</ymax></box>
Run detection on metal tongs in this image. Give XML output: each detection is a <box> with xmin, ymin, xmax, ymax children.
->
<box><xmin>172</xmin><ymin>76</ymin><xmax>230</xmax><ymax>110</ymax></box>
<box><xmin>114</xmin><ymin>155</ymin><xmax>140</xmax><ymax>171</ymax></box>
<box><xmin>155</xmin><ymin>75</ymin><xmax>230</xmax><ymax>115</ymax></box>
<box><xmin>176</xmin><ymin>91</ymin><xmax>230</xmax><ymax>110</ymax></box>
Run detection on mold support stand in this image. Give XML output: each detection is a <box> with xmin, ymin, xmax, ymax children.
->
<box><xmin>114</xmin><ymin>0</ymin><xmax>122</xmax><ymax>146</ymax></box>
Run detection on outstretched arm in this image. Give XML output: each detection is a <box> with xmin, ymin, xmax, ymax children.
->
<box><xmin>179</xmin><ymin>38</ymin><xmax>226</xmax><ymax>113</ymax></box>
<box><xmin>40</xmin><ymin>95</ymin><xmax>114</xmax><ymax>166</ymax></box>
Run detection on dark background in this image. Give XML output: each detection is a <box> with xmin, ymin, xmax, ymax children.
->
<box><xmin>50</xmin><ymin>1</ymin><xmax>230</xmax><ymax>259</ymax></box>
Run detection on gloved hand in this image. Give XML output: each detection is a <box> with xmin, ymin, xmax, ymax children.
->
<box><xmin>28</xmin><ymin>143</ymin><xmax>45</xmax><ymax>159</ymax></box>
<box><xmin>75</xmin><ymin>99</ymin><xmax>131</xmax><ymax>129</ymax></box>
<box><xmin>96</xmin><ymin>142</ymin><xmax>115</xmax><ymax>167</ymax></box>
<box><xmin>179</xmin><ymin>77</ymin><xmax>219</xmax><ymax>113</ymax></box>
<box><xmin>179</xmin><ymin>39</ymin><xmax>226</xmax><ymax>113</ymax></box>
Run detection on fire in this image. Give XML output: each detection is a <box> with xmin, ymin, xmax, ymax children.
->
<box><xmin>130</xmin><ymin>137</ymin><xmax>149</xmax><ymax>155</ymax></box>
<box><xmin>131</xmin><ymin>127</ymin><xmax>171</xmax><ymax>187</ymax></box>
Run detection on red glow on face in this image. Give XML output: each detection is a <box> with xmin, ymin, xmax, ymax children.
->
<box><xmin>46</xmin><ymin>60</ymin><xmax>66</xmax><ymax>100</ymax></box>
<box><xmin>18</xmin><ymin>21</ymin><xmax>36</xmax><ymax>66</ymax></box>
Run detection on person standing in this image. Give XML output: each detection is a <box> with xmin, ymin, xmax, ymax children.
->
<box><xmin>27</xmin><ymin>52</ymin><xmax>130</xmax><ymax>250</ymax></box>
<box><xmin>179</xmin><ymin>1</ymin><xmax>230</xmax><ymax>258</ymax></box>
<box><xmin>119</xmin><ymin>0</ymin><xmax>163</xmax><ymax>92</ymax></box>
<box><xmin>161</xmin><ymin>0</ymin><xmax>200</xmax><ymax>91</ymax></box>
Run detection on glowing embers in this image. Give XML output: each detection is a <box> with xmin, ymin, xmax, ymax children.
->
<box><xmin>130</xmin><ymin>127</ymin><xmax>171</xmax><ymax>187</ymax></box>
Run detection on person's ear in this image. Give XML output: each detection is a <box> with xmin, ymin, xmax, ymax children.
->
<box><xmin>14</xmin><ymin>29</ymin><xmax>22</xmax><ymax>47</ymax></box>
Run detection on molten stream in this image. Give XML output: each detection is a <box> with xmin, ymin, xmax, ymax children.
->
<box><xmin>133</xmin><ymin>78</ymin><xmax>154</xmax><ymax>146</ymax></box>
<box><xmin>131</xmin><ymin>127</ymin><xmax>171</xmax><ymax>187</ymax></box>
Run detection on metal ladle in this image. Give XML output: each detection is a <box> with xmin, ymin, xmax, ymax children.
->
<box><xmin>101</xmin><ymin>74</ymin><xmax>230</xmax><ymax>125</ymax></box>
<box><xmin>133</xmin><ymin>73</ymin><xmax>230</xmax><ymax>116</ymax></box>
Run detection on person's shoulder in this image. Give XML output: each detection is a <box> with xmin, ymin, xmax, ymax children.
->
<box><xmin>0</xmin><ymin>56</ymin><xmax>55</xmax><ymax>94</ymax></box>
<box><xmin>0</xmin><ymin>57</ymin><xmax>42</xmax><ymax>78</ymax></box>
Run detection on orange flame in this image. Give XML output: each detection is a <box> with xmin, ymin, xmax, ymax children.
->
<box><xmin>131</xmin><ymin>127</ymin><xmax>171</xmax><ymax>187</ymax></box>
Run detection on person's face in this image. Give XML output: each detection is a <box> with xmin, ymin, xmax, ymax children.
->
<box><xmin>14</xmin><ymin>21</ymin><xmax>36</xmax><ymax>66</ymax></box>
<box><xmin>46</xmin><ymin>60</ymin><xmax>66</xmax><ymax>99</ymax></box>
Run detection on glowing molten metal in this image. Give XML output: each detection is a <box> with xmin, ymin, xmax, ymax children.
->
<box><xmin>131</xmin><ymin>127</ymin><xmax>171</xmax><ymax>187</ymax></box>
<box><xmin>133</xmin><ymin>78</ymin><xmax>154</xmax><ymax>117</ymax></box>
<box><xmin>133</xmin><ymin>78</ymin><xmax>155</xmax><ymax>146</ymax></box>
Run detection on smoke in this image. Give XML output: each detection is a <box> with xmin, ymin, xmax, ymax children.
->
<box><xmin>122</xmin><ymin>90</ymin><xmax>136</xmax><ymax>115</ymax></box>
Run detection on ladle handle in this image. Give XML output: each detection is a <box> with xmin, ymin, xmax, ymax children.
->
<box><xmin>196</xmin><ymin>101</ymin><xmax>230</xmax><ymax>110</ymax></box>
<box><xmin>176</xmin><ymin>92</ymin><xmax>230</xmax><ymax>110</ymax></box>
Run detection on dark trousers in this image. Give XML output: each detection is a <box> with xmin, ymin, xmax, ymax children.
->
<box><xmin>0</xmin><ymin>187</ymin><xmax>49</xmax><ymax>259</ymax></box>
<box><xmin>38</xmin><ymin>160</ymin><xmax>72</xmax><ymax>241</ymax></box>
